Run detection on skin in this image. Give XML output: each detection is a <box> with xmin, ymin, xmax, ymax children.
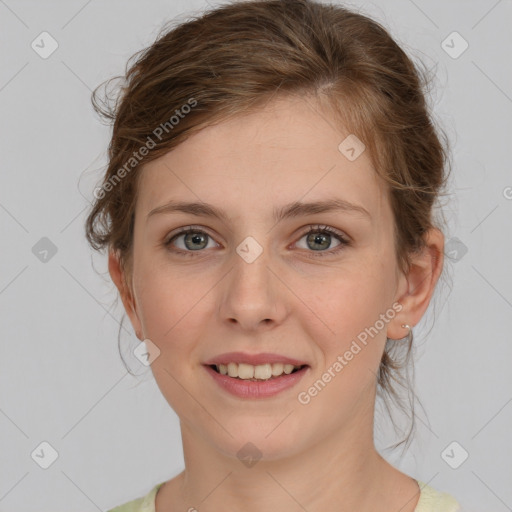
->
<box><xmin>109</xmin><ymin>93</ymin><xmax>444</xmax><ymax>512</ymax></box>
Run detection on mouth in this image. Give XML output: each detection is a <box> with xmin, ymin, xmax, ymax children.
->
<box><xmin>207</xmin><ymin>363</ymin><xmax>308</xmax><ymax>381</ymax></box>
<box><xmin>203</xmin><ymin>361</ymin><xmax>310</xmax><ymax>398</ymax></box>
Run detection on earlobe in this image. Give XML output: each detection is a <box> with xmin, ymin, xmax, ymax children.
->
<box><xmin>387</xmin><ymin>228</ymin><xmax>444</xmax><ymax>339</ymax></box>
<box><xmin>108</xmin><ymin>248</ymin><xmax>143</xmax><ymax>339</ymax></box>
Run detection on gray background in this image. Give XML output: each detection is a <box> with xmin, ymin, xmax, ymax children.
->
<box><xmin>1</xmin><ymin>0</ymin><xmax>511</xmax><ymax>511</ymax></box>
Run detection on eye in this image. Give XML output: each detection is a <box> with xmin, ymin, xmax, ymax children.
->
<box><xmin>294</xmin><ymin>225</ymin><xmax>350</xmax><ymax>258</ymax></box>
<box><xmin>163</xmin><ymin>224</ymin><xmax>350</xmax><ymax>258</ymax></box>
<box><xmin>164</xmin><ymin>225</ymin><xmax>219</xmax><ymax>256</ymax></box>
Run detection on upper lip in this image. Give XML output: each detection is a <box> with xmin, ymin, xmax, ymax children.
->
<box><xmin>203</xmin><ymin>352</ymin><xmax>309</xmax><ymax>367</ymax></box>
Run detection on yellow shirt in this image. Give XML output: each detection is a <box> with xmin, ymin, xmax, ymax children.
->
<box><xmin>106</xmin><ymin>479</ymin><xmax>461</xmax><ymax>512</ymax></box>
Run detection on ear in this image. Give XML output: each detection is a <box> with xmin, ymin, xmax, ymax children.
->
<box><xmin>108</xmin><ymin>248</ymin><xmax>143</xmax><ymax>340</ymax></box>
<box><xmin>387</xmin><ymin>227</ymin><xmax>444</xmax><ymax>340</ymax></box>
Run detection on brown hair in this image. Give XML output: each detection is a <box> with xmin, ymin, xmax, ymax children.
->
<box><xmin>85</xmin><ymin>0</ymin><xmax>452</xmax><ymax>451</ymax></box>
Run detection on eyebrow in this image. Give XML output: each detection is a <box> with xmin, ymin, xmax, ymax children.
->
<box><xmin>147</xmin><ymin>197</ymin><xmax>371</xmax><ymax>224</ymax></box>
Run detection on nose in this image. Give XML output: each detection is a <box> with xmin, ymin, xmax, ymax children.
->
<box><xmin>218</xmin><ymin>244</ymin><xmax>289</xmax><ymax>332</ymax></box>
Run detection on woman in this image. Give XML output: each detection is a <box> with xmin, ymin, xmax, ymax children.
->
<box><xmin>86</xmin><ymin>0</ymin><xmax>462</xmax><ymax>510</ymax></box>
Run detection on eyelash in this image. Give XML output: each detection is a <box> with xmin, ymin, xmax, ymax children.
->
<box><xmin>163</xmin><ymin>224</ymin><xmax>350</xmax><ymax>259</ymax></box>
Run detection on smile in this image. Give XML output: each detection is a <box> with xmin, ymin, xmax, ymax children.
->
<box><xmin>211</xmin><ymin>362</ymin><xmax>305</xmax><ymax>381</ymax></box>
<box><xmin>203</xmin><ymin>363</ymin><xmax>309</xmax><ymax>398</ymax></box>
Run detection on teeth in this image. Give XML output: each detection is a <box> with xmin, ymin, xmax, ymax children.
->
<box><xmin>271</xmin><ymin>363</ymin><xmax>284</xmax><ymax>376</ymax></box>
<box><xmin>216</xmin><ymin>362</ymin><xmax>302</xmax><ymax>380</ymax></box>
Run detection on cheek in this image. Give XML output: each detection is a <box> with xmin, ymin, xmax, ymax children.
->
<box><xmin>132</xmin><ymin>258</ymin><xmax>203</xmax><ymax>345</ymax></box>
<box><xmin>133</xmin><ymin>265</ymin><xmax>206</xmax><ymax>409</ymax></box>
<box><xmin>309</xmin><ymin>253</ymin><xmax>393</xmax><ymax>361</ymax></box>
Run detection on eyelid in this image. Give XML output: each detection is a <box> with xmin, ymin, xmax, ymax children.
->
<box><xmin>165</xmin><ymin>224</ymin><xmax>219</xmax><ymax>243</ymax></box>
<box><xmin>298</xmin><ymin>224</ymin><xmax>350</xmax><ymax>244</ymax></box>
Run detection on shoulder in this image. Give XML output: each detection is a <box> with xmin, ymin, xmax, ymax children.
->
<box><xmin>106</xmin><ymin>482</ymin><xmax>165</xmax><ymax>512</ymax></box>
<box><xmin>415</xmin><ymin>480</ymin><xmax>461</xmax><ymax>512</ymax></box>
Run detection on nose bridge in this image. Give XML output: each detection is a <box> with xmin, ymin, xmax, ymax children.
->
<box><xmin>232</xmin><ymin>234</ymin><xmax>273</xmax><ymax>301</ymax></box>
<box><xmin>219</xmin><ymin>232</ymin><xmax>286</xmax><ymax>328</ymax></box>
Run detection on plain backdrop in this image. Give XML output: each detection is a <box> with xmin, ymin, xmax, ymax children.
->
<box><xmin>1</xmin><ymin>0</ymin><xmax>511</xmax><ymax>511</ymax></box>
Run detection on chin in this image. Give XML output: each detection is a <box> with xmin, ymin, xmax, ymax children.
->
<box><xmin>206</xmin><ymin>422</ymin><xmax>306</xmax><ymax>464</ymax></box>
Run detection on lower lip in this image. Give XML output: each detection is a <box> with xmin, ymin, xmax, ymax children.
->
<box><xmin>203</xmin><ymin>364</ymin><xmax>309</xmax><ymax>399</ymax></box>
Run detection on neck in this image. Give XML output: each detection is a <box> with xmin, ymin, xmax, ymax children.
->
<box><xmin>157</xmin><ymin>412</ymin><xmax>418</xmax><ymax>511</ymax></box>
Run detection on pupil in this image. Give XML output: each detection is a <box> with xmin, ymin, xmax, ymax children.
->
<box><xmin>309</xmin><ymin>233</ymin><xmax>329</xmax><ymax>250</ymax></box>
<box><xmin>186</xmin><ymin>232</ymin><xmax>206</xmax><ymax>250</ymax></box>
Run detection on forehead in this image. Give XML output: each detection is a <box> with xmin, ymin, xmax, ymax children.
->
<box><xmin>137</xmin><ymin>95</ymin><xmax>388</xmax><ymax>222</ymax></box>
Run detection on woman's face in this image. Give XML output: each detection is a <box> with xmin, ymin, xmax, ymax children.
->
<box><xmin>116</xmin><ymin>94</ymin><xmax>412</xmax><ymax>460</ymax></box>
